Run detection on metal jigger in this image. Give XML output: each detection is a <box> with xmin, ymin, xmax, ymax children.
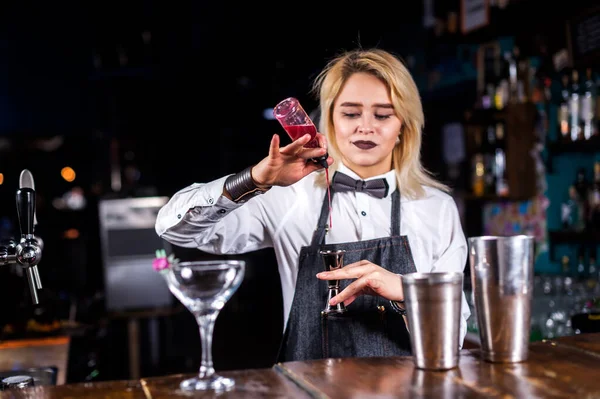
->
<box><xmin>319</xmin><ymin>249</ymin><xmax>346</xmax><ymax>314</ymax></box>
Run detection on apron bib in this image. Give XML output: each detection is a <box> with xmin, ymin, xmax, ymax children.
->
<box><xmin>277</xmin><ymin>187</ymin><xmax>417</xmax><ymax>361</ymax></box>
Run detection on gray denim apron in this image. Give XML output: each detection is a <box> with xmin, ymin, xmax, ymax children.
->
<box><xmin>277</xmin><ymin>187</ymin><xmax>417</xmax><ymax>362</ymax></box>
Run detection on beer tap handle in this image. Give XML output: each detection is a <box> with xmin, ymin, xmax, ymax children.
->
<box><xmin>16</xmin><ymin>188</ymin><xmax>35</xmax><ymax>238</ymax></box>
<box><xmin>19</xmin><ymin>170</ymin><xmax>43</xmax><ymax>290</ymax></box>
<box><xmin>16</xmin><ymin>187</ymin><xmax>42</xmax><ymax>304</ymax></box>
<box><xmin>19</xmin><ymin>169</ymin><xmax>37</xmax><ymax>228</ymax></box>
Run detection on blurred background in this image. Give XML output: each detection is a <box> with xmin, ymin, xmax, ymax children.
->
<box><xmin>1</xmin><ymin>0</ymin><xmax>600</xmax><ymax>386</ymax></box>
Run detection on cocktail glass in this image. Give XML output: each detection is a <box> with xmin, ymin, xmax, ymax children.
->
<box><xmin>164</xmin><ymin>260</ymin><xmax>245</xmax><ymax>392</ymax></box>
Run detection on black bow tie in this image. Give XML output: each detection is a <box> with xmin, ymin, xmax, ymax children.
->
<box><xmin>331</xmin><ymin>171</ymin><xmax>389</xmax><ymax>199</ymax></box>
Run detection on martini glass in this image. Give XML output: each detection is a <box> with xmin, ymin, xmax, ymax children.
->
<box><xmin>164</xmin><ymin>260</ymin><xmax>245</xmax><ymax>392</ymax></box>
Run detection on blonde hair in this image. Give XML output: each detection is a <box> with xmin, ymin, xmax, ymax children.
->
<box><xmin>312</xmin><ymin>48</ymin><xmax>449</xmax><ymax>199</ymax></box>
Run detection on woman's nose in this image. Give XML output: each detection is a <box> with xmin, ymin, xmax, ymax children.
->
<box><xmin>357</xmin><ymin>116</ymin><xmax>374</xmax><ymax>133</ymax></box>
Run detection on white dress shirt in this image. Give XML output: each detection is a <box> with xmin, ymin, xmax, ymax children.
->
<box><xmin>155</xmin><ymin>163</ymin><xmax>471</xmax><ymax>348</ymax></box>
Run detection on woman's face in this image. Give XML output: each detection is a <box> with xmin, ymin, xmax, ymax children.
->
<box><xmin>332</xmin><ymin>72</ymin><xmax>402</xmax><ymax>179</ymax></box>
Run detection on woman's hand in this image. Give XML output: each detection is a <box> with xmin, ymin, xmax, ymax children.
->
<box><xmin>251</xmin><ymin>133</ymin><xmax>332</xmax><ymax>188</ymax></box>
<box><xmin>316</xmin><ymin>260</ymin><xmax>404</xmax><ymax>306</ymax></box>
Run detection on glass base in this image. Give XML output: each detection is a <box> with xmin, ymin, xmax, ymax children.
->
<box><xmin>180</xmin><ymin>375</ymin><xmax>235</xmax><ymax>392</ymax></box>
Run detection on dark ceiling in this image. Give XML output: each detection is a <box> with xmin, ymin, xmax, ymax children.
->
<box><xmin>0</xmin><ymin>1</ymin><xmax>426</xmax><ymax>131</ymax></box>
<box><xmin>0</xmin><ymin>1</ymin><xmax>426</xmax><ymax>199</ymax></box>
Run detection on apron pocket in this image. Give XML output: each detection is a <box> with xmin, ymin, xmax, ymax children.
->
<box><xmin>321</xmin><ymin>309</ymin><xmax>387</xmax><ymax>359</ymax></box>
<box><xmin>321</xmin><ymin>307</ymin><xmax>412</xmax><ymax>359</ymax></box>
<box><xmin>321</xmin><ymin>312</ymin><xmax>356</xmax><ymax>359</ymax></box>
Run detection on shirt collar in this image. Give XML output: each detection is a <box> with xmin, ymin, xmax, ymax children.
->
<box><xmin>336</xmin><ymin>163</ymin><xmax>397</xmax><ymax>198</ymax></box>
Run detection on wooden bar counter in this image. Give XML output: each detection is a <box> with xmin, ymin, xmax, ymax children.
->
<box><xmin>2</xmin><ymin>333</ymin><xmax>599</xmax><ymax>398</ymax></box>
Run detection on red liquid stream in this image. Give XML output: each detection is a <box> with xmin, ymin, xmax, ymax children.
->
<box><xmin>325</xmin><ymin>168</ymin><xmax>332</xmax><ymax>230</ymax></box>
<box><xmin>284</xmin><ymin>124</ymin><xmax>332</xmax><ymax>229</ymax></box>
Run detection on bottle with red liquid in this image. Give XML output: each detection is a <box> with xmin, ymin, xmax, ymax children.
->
<box><xmin>273</xmin><ymin>97</ymin><xmax>329</xmax><ymax>169</ymax></box>
<box><xmin>273</xmin><ymin>97</ymin><xmax>333</xmax><ymax>229</ymax></box>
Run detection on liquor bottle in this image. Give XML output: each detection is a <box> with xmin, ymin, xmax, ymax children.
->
<box><xmin>561</xmin><ymin>255</ymin><xmax>570</xmax><ymax>274</ymax></box>
<box><xmin>570</xmin><ymin>70</ymin><xmax>582</xmax><ymax>141</ymax></box>
<box><xmin>561</xmin><ymin>255</ymin><xmax>574</xmax><ymax>296</ymax></box>
<box><xmin>576</xmin><ymin>251</ymin><xmax>587</xmax><ymax>282</ymax></box>
<box><xmin>596</xmin><ymin>72</ymin><xmax>600</xmax><ymax>138</ymax></box>
<box><xmin>558</xmin><ymin>74</ymin><xmax>570</xmax><ymax>141</ymax></box>
<box><xmin>484</xmin><ymin>125</ymin><xmax>497</xmax><ymax>194</ymax></box>
<box><xmin>575</xmin><ymin>167</ymin><xmax>589</xmax><ymax>225</ymax></box>
<box><xmin>482</xmin><ymin>47</ymin><xmax>498</xmax><ymax>109</ymax></box>
<box><xmin>494</xmin><ymin>122</ymin><xmax>509</xmax><ymax>196</ymax></box>
<box><xmin>472</xmin><ymin>129</ymin><xmax>485</xmax><ymax>196</ymax></box>
<box><xmin>472</xmin><ymin>154</ymin><xmax>485</xmax><ymax>196</ymax></box>
<box><xmin>589</xmin><ymin>254</ymin><xmax>597</xmax><ymax>277</ymax></box>
<box><xmin>506</xmin><ymin>51</ymin><xmax>518</xmax><ymax>104</ymax></box>
<box><xmin>588</xmin><ymin>162</ymin><xmax>600</xmax><ymax>228</ymax></box>
<box><xmin>494</xmin><ymin>47</ymin><xmax>509</xmax><ymax>110</ymax></box>
<box><xmin>581</xmin><ymin>68</ymin><xmax>596</xmax><ymax>140</ymax></box>
<box><xmin>562</xmin><ymin>185</ymin><xmax>585</xmax><ymax>231</ymax></box>
<box><xmin>587</xmin><ymin>253</ymin><xmax>597</xmax><ymax>291</ymax></box>
<box><xmin>514</xmin><ymin>47</ymin><xmax>529</xmax><ymax>103</ymax></box>
<box><xmin>447</xmin><ymin>7</ymin><xmax>458</xmax><ymax>39</ymax></box>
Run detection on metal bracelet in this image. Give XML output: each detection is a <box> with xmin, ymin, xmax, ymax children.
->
<box><xmin>389</xmin><ymin>300</ymin><xmax>407</xmax><ymax>316</ymax></box>
<box><xmin>224</xmin><ymin>166</ymin><xmax>268</xmax><ymax>203</ymax></box>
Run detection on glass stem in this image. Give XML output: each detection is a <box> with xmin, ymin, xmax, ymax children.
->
<box><xmin>196</xmin><ymin>312</ymin><xmax>218</xmax><ymax>379</ymax></box>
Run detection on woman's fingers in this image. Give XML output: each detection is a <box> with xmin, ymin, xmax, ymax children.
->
<box><xmin>301</xmin><ymin>147</ymin><xmax>328</xmax><ymax>160</ymax></box>
<box><xmin>281</xmin><ymin>139</ymin><xmax>327</xmax><ymax>160</ymax></box>
<box><xmin>315</xmin><ymin>133</ymin><xmax>328</xmax><ymax>150</ymax></box>
<box><xmin>317</xmin><ymin>261</ymin><xmax>404</xmax><ymax>303</ymax></box>
<box><xmin>280</xmin><ymin>134</ymin><xmax>311</xmax><ymax>153</ymax></box>
<box><xmin>342</xmin><ymin>260</ymin><xmax>374</xmax><ymax>270</ymax></box>
<box><xmin>316</xmin><ymin>261</ymin><xmax>374</xmax><ymax>280</ymax></box>
<box><xmin>340</xmin><ymin>294</ymin><xmax>358</xmax><ymax>306</ymax></box>
<box><xmin>329</xmin><ymin>278</ymin><xmax>368</xmax><ymax>305</ymax></box>
<box><xmin>268</xmin><ymin>134</ymin><xmax>281</xmax><ymax>159</ymax></box>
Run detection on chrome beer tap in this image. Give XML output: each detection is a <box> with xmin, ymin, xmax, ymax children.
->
<box><xmin>0</xmin><ymin>169</ymin><xmax>43</xmax><ymax>304</ymax></box>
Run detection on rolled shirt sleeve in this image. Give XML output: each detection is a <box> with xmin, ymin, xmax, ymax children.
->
<box><xmin>155</xmin><ymin>175</ymin><xmax>273</xmax><ymax>254</ymax></box>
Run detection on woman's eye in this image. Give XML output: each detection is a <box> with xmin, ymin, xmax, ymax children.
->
<box><xmin>375</xmin><ymin>114</ymin><xmax>392</xmax><ymax>120</ymax></box>
<box><xmin>343</xmin><ymin>113</ymin><xmax>359</xmax><ymax>118</ymax></box>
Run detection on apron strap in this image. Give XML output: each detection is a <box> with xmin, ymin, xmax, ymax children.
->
<box><xmin>391</xmin><ymin>188</ymin><xmax>401</xmax><ymax>236</ymax></box>
<box><xmin>310</xmin><ymin>188</ymin><xmax>335</xmax><ymax>247</ymax></box>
